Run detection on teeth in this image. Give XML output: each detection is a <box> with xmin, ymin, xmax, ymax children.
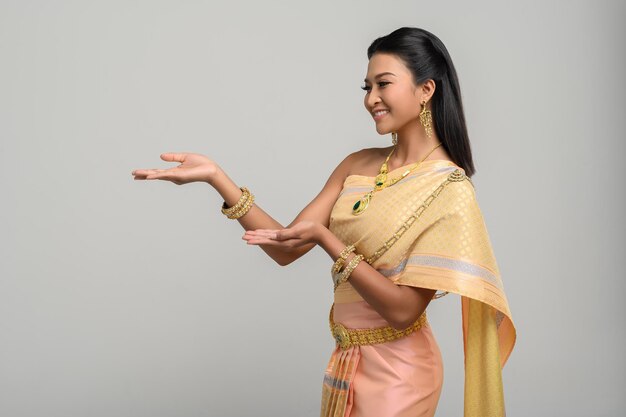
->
<box><xmin>374</xmin><ymin>110</ymin><xmax>389</xmax><ymax>116</ymax></box>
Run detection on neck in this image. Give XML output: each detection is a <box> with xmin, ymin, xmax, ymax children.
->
<box><xmin>391</xmin><ymin>123</ymin><xmax>442</xmax><ymax>165</ymax></box>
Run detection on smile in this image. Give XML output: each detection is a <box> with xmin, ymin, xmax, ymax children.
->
<box><xmin>373</xmin><ymin>110</ymin><xmax>389</xmax><ymax>120</ymax></box>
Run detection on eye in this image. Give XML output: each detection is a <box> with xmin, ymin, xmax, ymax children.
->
<box><xmin>360</xmin><ymin>81</ymin><xmax>390</xmax><ymax>92</ymax></box>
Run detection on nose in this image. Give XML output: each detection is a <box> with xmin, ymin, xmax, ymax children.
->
<box><xmin>365</xmin><ymin>91</ymin><xmax>380</xmax><ymax>112</ymax></box>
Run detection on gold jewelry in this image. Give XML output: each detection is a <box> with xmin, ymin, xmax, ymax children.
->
<box><xmin>391</xmin><ymin>132</ymin><xmax>397</xmax><ymax>145</ymax></box>
<box><xmin>329</xmin><ymin>303</ymin><xmax>428</xmax><ymax>350</ymax></box>
<box><xmin>228</xmin><ymin>193</ymin><xmax>254</xmax><ymax>219</ymax></box>
<box><xmin>333</xmin><ymin>253</ymin><xmax>364</xmax><ymax>291</ymax></box>
<box><xmin>419</xmin><ymin>100</ymin><xmax>433</xmax><ymax>139</ymax></box>
<box><xmin>221</xmin><ymin>187</ymin><xmax>255</xmax><ymax>219</ymax></box>
<box><xmin>221</xmin><ymin>187</ymin><xmax>249</xmax><ymax>216</ymax></box>
<box><xmin>351</xmin><ymin>142</ymin><xmax>443</xmax><ymax>216</ymax></box>
<box><xmin>331</xmin><ymin>244</ymin><xmax>356</xmax><ymax>274</ymax></box>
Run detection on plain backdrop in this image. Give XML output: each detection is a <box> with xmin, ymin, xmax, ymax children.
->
<box><xmin>1</xmin><ymin>1</ymin><xmax>624</xmax><ymax>416</ymax></box>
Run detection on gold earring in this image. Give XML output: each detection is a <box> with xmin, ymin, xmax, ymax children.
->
<box><xmin>419</xmin><ymin>100</ymin><xmax>433</xmax><ymax>139</ymax></box>
<box><xmin>391</xmin><ymin>132</ymin><xmax>397</xmax><ymax>145</ymax></box>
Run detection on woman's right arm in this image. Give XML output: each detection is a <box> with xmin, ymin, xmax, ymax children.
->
<box><xmin>132</xmin><ymin>150</ymin><xmax>359</xmax><ymax>267</ymax></box>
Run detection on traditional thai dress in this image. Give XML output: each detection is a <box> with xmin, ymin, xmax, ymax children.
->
<box><xmin>320</xmin><ymin>160</ymin><xmax>516</xmax><ymax>417</ymax></box>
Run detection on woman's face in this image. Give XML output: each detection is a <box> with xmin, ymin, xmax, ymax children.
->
<box><xmin>362</xmin><ymin>53</ymin><xmax>426</xmax><ymax>135</ymax></box>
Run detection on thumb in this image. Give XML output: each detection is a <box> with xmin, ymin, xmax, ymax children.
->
<box><xmin>160</xmin><ymin>153</ymin><xmax>187</xmax><ymax>163</ymax></box>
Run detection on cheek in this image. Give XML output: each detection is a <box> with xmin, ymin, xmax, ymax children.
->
<box><xmin>391</xmin><ymin>94</ymin><xmax>418</xmax><ymax>115</ymax></box>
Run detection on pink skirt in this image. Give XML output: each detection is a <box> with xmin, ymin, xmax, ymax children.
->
<box><xmin>320</xmin><ymin>300</ymin><xmax>444</xmax><ymax>417</ymax></box>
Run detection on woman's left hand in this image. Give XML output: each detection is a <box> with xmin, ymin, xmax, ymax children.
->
<box><xmin>242</xmin><ymin>220</ymin><xmax>322</xmax><ymax>249</ymax></box>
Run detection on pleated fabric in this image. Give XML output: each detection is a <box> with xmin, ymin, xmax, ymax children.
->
<box><xmin>320</xmin><ymin>301</ymin><xmax>443</xmax><ymax>417</ymax></box>
<box><xmin>320</xmin><ymin>345</ymin><xmax>360</xmax><ymax>417</ymax></box>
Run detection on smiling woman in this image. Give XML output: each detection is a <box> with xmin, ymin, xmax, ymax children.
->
<box><xmin>132</xmin><ymin>26</ymin><xmax>516</xmax><ymax>417</ymax></box>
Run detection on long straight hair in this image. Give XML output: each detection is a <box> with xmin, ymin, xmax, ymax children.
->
<box><xmin>367</xmin><ymin>27</ymin><xmax>476</xmax><ymax>177</ymax></box>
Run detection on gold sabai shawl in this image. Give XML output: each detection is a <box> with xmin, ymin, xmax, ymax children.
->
<box><xmin>329</xmin><ymin>160</ymin><xmax>517</xmax><ymax>417</ymax></box>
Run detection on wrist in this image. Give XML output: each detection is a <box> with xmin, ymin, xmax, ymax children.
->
<box><xmin>316</xmin><ymin>225</ymin><xmax>348</xmax><ymax>261</ymax></box>
<box><xmin>205</xmin><ymin>165</ymin><xmax>224</xmax><ymax>186</ymax></box>
<box><xmin>314</xmin><ymin>223</ymin><xmax>329</xmax><ymax>246</ymax></box>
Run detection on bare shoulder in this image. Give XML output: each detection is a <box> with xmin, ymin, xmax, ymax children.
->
<box><xmin>327</xmin><ymin>147</ymin><xmax>381</xmax><ymax>178</ymax></box>
<box><xmin>346</xmin><ymin>146</ymin><xmax>393</xmax><ymax>177</ymax></box>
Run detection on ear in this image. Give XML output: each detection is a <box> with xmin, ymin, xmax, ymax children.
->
<box><xmin>420</xmin><ymin>79</ymin><xmax>436</xmax><ymax>103</ymax></box>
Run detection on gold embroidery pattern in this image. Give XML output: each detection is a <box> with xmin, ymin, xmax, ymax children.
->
<box><xmin>364</xmin><ymin>168</ymin><xmax>469</xmax><ymax>265</ymax></box>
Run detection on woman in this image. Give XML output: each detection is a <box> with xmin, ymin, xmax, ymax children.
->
<box><xmin>132</xmin><ymin>27</ymin><xmax>516</xmax><ymax>417</ymax></box>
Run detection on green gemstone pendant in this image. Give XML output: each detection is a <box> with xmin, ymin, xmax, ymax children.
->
<box><xmin>352</xmin><ymin>192</ymin><xmax>372</xmax><ymax>215</ymax></box>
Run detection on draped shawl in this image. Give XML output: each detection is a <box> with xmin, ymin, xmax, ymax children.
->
<box><xmin>327</xmin><ymin>159</ymin><xmax>516</xmax><ymax>417</ymax></box>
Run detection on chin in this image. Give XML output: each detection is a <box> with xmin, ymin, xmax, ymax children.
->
<box><xmin>375</xmin><ymin>125</ymin><xmax>393</xmax><ymax>135</ymax></box>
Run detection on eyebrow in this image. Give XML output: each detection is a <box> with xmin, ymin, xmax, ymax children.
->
<box><xmin>363</xmin><ymin>72</ymin><xmax>396</xmax><ymax>83</ymax></box>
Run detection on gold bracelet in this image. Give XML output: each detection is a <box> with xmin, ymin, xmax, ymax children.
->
<box><xmin>221</xmin><ymin>187</ymin><xmax>251</xmax><ymax>218</ymax></box>
<box><xmin>331</xmin><ymin>244</ymin><xmax>356</xmax><ymax>274</ymax></box>
<box><xmin>331</xmin><ymin>247</ymin><xmax>353</xmax><ymax>285</ymax></box>
<box><xmin>227</xmin><ymin>192</ymin><xmax>255</xmax><ymax>219</ymax></box>
<box><xmin>221</xmin><ymin>187</ymin><xmax>249</xmax><ymax>216</ymax></box>
<box><xmin>333</xmin><ymin>253</ymin><xmax>364</xmax><ymax>291</ymax></box>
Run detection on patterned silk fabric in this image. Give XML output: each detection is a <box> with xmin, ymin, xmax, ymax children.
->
<box><xmin>321</xmin><ymin>160</ymin><xmax>516</xmax><ymax>417</ymax></box>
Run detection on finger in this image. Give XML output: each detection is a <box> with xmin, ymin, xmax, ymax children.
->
<box><xmin>243</xmin><ymin>234</ymin><xmax>268</xmax><ymax>243</ymax></box>
<box><xmin>160</xmin><ymin>153</ymin><xmax>187</xmax><ymax>163</ymax></box>
<box><xmin>246</xmin><ymin>237</ymin><xmax>292</xmax><ymax>246</ymax></box>
<box><xmin>145</xmin><ymin>173</ymin><xmax>172</xmax><ymax>180</ymax></box>
<box><xmin>251</xmin><ymin>229</ymin><xmax>289</xmax><ymax>240</ymax></box>
<box><xmin>246</xmin><ymin>237</ymin><xmax>277</xmax><ymax>245</ymax></box>
<box><xmin>243</xmin><ymin>233</ymin><xmax>279</xmax><ymax>243</ymax></box>
<box><xmin>248</xmin><ymin>238</ymin><xmax>303</xmax><ymax>248</ymax></box>
<box><xmin>243</xmin><ymin>230</ymin><xmax>275</xmax><ymax>239</ymax></box>
<box><xmin>272</xmin><ymin>229</ymin><xmax>292</xmax><ymax>241</ymax></box>
<box><xmin>245</xmin><ymin>230</ymin><xmax>279</xmax><ymax>238</ymax></box>
<box><xmin>132</xmin><ymin>169</ymin><xmax>154</xmax><ymax>176</ymax></box>
<box><xmin>132</xmin><ymin>172</ymin><xmax>152</xmax><ymax>180</ymax></box>
<box><xmin>132</xmin><ymin>169</ymin><xmax>166</xmax><ymax>176</ymax></box>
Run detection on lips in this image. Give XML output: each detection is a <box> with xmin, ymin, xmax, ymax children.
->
<box><xmin>372</xmin><ymin>109</ymin><xmax>389</xmax><ymax>120</ymax></box>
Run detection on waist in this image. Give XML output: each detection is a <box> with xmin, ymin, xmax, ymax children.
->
<box><xmin>329</xmin><ymin>303</ymin><xmax>428</xmax><ymax>350</ymax></box>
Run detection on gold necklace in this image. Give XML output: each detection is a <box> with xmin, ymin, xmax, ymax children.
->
<box><xmin>352</xmin><ymin>142</ymin><xmax>443</xmax><ymax>215</ymax></box>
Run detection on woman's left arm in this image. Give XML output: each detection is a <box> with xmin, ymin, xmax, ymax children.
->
<box><xmin>316</xmin><ymin>224</ymin><xmax>435</xmax><ymax>330</ymax></box>
<box><xmin>243</xmin><ymin>222</ymin><xmax>435</xmax><ymax>330</ymax></box>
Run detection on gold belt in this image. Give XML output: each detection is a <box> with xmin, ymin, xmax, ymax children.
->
<box><xmin>328</xmin><ymin>304</ymin><xmax>428</xmax><ymax>350</ymax></box>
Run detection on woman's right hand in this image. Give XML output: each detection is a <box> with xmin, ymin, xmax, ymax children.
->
<box><xmin>131</xmin><ymin>152</ymin><xmax>220</xmax><ymax>185</ymax></box>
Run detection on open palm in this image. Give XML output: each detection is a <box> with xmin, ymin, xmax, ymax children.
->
<box><xmin>131</xmin><ymin>152</ymin><xmax>219</xmax><ymax>185</ymax></box>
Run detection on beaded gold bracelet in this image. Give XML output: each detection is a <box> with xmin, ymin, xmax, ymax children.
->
<box><xmin>331</xmin><ymin>244</ymin><xmax>356</xmax><ymax>274</ymax></box>
<box><xmin>221</xmin><ymin>187</ymin><xmax>250</xmax><ymax>216</ymax></box>
<box><xmin>221</xmin><ymin>187</ymin><xmax>255</xmax><ymax>219</ymax></box>
<box><xmin>227</xmin><ymin>193</ymin><xmax>255</xmax><ymax>219</ymax></box>
<box><xmin>333</xmin><ymin>253</ymin><xmax>364</xmax><ymax>291</ymax></box>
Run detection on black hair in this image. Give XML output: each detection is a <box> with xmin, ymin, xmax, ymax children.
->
<box><xmin>367</xmin><ymin>27</ymin><xmax>476</xmax><ymax>177</ymax></box>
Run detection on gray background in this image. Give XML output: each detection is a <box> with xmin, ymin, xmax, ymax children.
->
<box><xmin>1</xmin><ymin>0</ymin><xmax>624</xmax><ymax>416</ymax></box>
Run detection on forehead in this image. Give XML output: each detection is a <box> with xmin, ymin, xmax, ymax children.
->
<box><xmin>364</xmin><ymin>53</ymin><xmax>409</xmax><ymax>82</ymax></box>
